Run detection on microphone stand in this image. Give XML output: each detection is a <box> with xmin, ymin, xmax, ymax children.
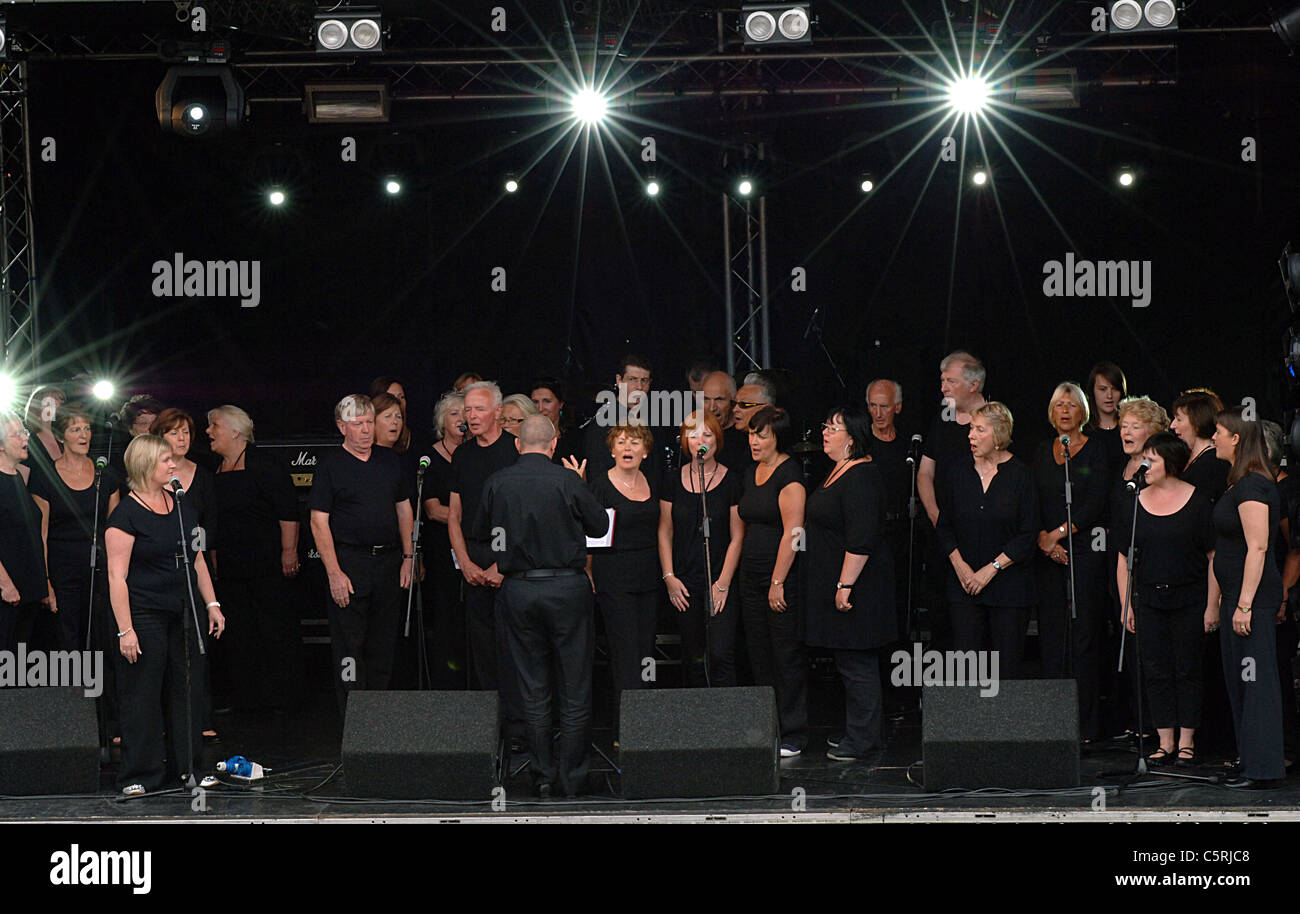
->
<box><xmin>1061</xmin><ymin>439</ymin><xmax>1078</xmax><ymax>693</ymax></box>
<box><xmin>86</xmin><ymin>458</ymin><xmax>110</xmax><ymax>763</ymax></box>
<box><xmin>171</xmin><ymin>481</ymin><xmax>207</xmax><ymax>786</ymax></box>
<box><xmin>695</xmin><ymin>450</ymin><xmax>715</xmax><ymax>686</ymax></box>
<box><xmin>906</xmin><ymin>445</ymin><xmax>920</xmax><ymax>642</ymax></box>
<box><xmin>404</xmin><ymin>460</ymin><xmax>430</xmax><ymax>689</ymax></box>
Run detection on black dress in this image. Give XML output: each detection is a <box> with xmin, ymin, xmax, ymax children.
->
<box><xmin>0</xmin><ymin>468</ymin><xmax>47</xmax><ymax>655</ymax></box>
<box><xmin>1212</xmin><ymin>472</ymin><xmax>1285</xmax><ymax>780</ymax></box>
<box><xmin>1183</xmin><ymin>447</ymin><xmax>1231</xmax><ymax>504</ymax></box>
<box><xmin>589</xmin><ymin>470</ymin><xmax>660</xmax><ymax>736</ymax></box>
<box><xmin>737</xmin><ymin>456</ymin><xmax>809</xmax><ymax>750</ymax></box>
<box><xmin>1032</xmin><ymin>436</ymin><xmax>1112</xmax><ymax>740</ymax></box>
<box><xmin>1111</xmin><ymin>488</ymin><xmax>1215</xmax><ymax>730</ymax></box>
<box><xmin>661</xmin><ymin>465</ymin><xmax>742</xmax><ymax>687</ymax></box>
<box><xmin>422</xmin><ymin>445</ymin><xmax>465</xmax><ymax>689</ymax></box>
<box><xmin>935</xmin><ymin>456</ymin><xmax>1038</xmax><ymax>677</ymax></box>
<box><xmin>804</xmin><ymin>461</ymin><xmax>895</xmax><ymax>755</ymax></box>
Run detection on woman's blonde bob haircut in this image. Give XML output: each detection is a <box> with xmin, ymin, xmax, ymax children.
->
<box><xmin>123</xmin><ymin>434</ymin><xmax>172</xmax><ymax>494</ymax></box>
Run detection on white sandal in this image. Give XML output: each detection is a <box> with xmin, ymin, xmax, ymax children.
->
<box><xmin>122</xmin><ymin>784</ymin><xmax>145</xmax><ymax>797</ymax></box>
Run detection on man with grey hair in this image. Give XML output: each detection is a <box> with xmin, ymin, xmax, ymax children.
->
<box><xmin>918</xmin><ymin>351</ymin><xmax>986</xmax><ymax>528</ymax></box>
<box><xmin>473</xmin><ymin>414</ymin><xmax>609</xmax><ymax>797</ymax></box>
<box><xmin>308</xmin><ymin>394</ymin><xmax>414</xmax><ymax>715</ymax></box>
<box><xmin>701</xmin><ymin>370</ymin><xmax>750</xmax><ymax>469</ymax></box>
<box><xmin>733</xmin><ymin>370</ymin><xmax>776</xmax><ymax>435</ymax></box>
<box><xmin>448</xmin><ymin>380</ymin><xmax>525</xmax><ymax>748</ymax></box>
<box><xmin>865</xmin><ymin>380</ymin><xmax>913</xmax><ymax>632</ymax></box>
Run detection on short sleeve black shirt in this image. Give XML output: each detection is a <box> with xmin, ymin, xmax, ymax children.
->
<box><xmin>307</xmin><ymin>446</ymin><xmax>405</xmax><ymax>546</ymax></box>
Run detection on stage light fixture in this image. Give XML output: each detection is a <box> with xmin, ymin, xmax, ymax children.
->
<box><xmin>737</xmin><ymin>179</ymin><xmax>755</xmax><ymax>197</ymax></box>
<box><xmin>385</xmin><ymin>178</ymin><xmax>401</xmax><ymax>195</ymax></box>
<box><xmin>1273</xmin><ymin>5</ymin><xmax>1300</xmax><ymax>50</ymax></box>
<box><xmin>305</xmin><ymin>82</ymin><xmax>390</xmax><ymax>123</ymax></box>
<box><xmin>92</xmin><ymin>380</ymin><xmax>116</xmax><ymax>402</ymax></box>
<box><xmin>0</xmin><ymin>18</ymin><xmax>7</xmax><ymax>61</ymax></box>
<box><xmin>571</xmin><ymin>88</ymin><xmax>608</xmax><ymax>125</ymax></box>
<box><xmin>1280</xmin><ymin>242</ymin><xmax>1300</xmax><ymax>314</ymax></box>
<box><xmin>947</xmin><ymin>75</ymin><xmax>990</xmax><ymax>116</ymax></box>
<box><xmin>268</xmin><ymin>189</ymin><xmax>286</xmax><ymax>206</ymax></box>
<box><xmin>1107</xmin><ymin>0</ymin><xmax>1177</xmax><ymax>33</ymax></box>
<box><xmin>0</xmin><ymin>375</ymin><xmax>16</xmax><ymax>410</ymax></box>
<box><xmin>742</xmin><ymin>4</ymin><xmax>812</xmax><ymax>45</ymax></box>
<box><xmin>156</xmin><ymin>65</ymin><xmax>243</xmax><ymax>136</ymax></box>
<box><xmin>971</xmin><ymin>168</ymin><xmax>989</xmax><ymax>187</ymax></box>
<box><xmin>645</xmin><ymin>180</ymin><xmax>661</xmax><ymax>197</ymax></box>
<box><xmin>315</xmin><ymin>9</ymin><xmax>383</xmax><ymax>53</ymax></box>
<box><xmin>1117</xmin><ymin>168</ymin><xmax>1135</xmax><ymax>187</ymax></box>
<box><xmin>504</xmin><ymin>176</ymin><xmax>519</xmax><ymax>193</ymax></box>
<box><xmin>859</xmin><ymin>175</ymin><xmax>875</xmax><ymax>193</ymax></box>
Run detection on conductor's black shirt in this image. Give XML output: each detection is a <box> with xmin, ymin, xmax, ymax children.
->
<box><xmin>472</xmin><ymin>453</ymin><xmax>609</xmax><ymax>573</ymax></box>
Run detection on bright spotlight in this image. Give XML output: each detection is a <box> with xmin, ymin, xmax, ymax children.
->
<box><xmin>737</xmin><ymin>179</ymin><xmax>754</xmax><ymax>197</ymax></box>
<box><xmin>268</xmin><ymin>189</ymin><xmax>286</xmax><ymax>206</ymax></box>
<box><xmin>1117</xmin><ymin>169</ymin><xmax>1135</xmax><ymax>187</ymax></box>
<box><xmin>645</xmin><ymin>180</ymin><xmax>661</xmax><ymax>197</ymax></box>
<box><xmin>385</xmin><ymin>178</ymin><xmax>401</xmax><ymax>195</ymax></box>
<box><xmin>0</xmin><ymin>375</ymin><xmax>15</xmax><ymax>409</ymax></box>
<box><xmin>948</xmin><ymin>75</ymin><xmax>990</xmax><ymax>116</ymax></box>
<box><xmin>188</xmin><ymin>105</ymin><xmax>206</xmax><ymax>122</ymax></box>
<box><xmin>971</xmin><ymin>168</ymin><xmax>988</xmax><ymax>187</ymax></box>
<box><xmin>859</xmin><ymin>178</ymin><xmax>875</xmax><ymax>193</ymax></box>
<box><xmin>92</xmin><ymin>380</ymin><xmax>116</xmax><ymax>402</ymax></box>
<box><xmin>504</xmin><ymin>177</ymin><xmax>519</xmax><ymax>193</ymax></box>
<box><xmin>571</xmin><ymin>88</ymin><xmax>608</xmax><ymax>125</ymax></box>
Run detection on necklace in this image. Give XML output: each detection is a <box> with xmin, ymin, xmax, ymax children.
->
<box><xmin>219</xmin><ymin>445</ymin><xmax>248</xmax><ymax>473</ymax></box>
<box><xmin>825</xmin><ymin>458</ymin><xmax>856</xmax><ymax>487</ymax></box>
<box><xmin>690</xmin><ymin>464</ymin><xmax>717</xmax><ymax>491</ymax></box>
<box><xmin>614</xmin><ymin>471</ymin><xmax>640</xmax><ymax>492</ymax></box>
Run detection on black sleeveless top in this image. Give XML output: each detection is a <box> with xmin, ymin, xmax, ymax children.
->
<box><xmin>0</xmin><ymin>469</ymin><xmax>48</xmax><ymax>602</ymax></box>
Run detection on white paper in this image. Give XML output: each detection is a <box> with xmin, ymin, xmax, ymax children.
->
<box><xmin>450</xmin><ymin>547</ymin><xmax>460</xmax><ymax>570</ymax></box>
<box><xmin>586</xmin><ymin>508</ymin><xmax>616</xmax><ymax>549</ymax></box>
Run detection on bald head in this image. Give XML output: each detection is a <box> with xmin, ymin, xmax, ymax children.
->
<box><xmin>516</xmin><ymin>414</ymin><xmax>557</xmax><ymax>453</ymax></box>
<box><xmin>701</xmin><ymin>371</ymin><xmax>738</xmax><ymax>428</ymax></box>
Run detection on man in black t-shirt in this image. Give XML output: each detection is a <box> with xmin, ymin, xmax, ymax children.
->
<box><xmin>448</xmin><ymin>382</ymin><xmax>524</xmax><ymax>746</ymax></box>
<box><xmin>866</xmin><ymin>379</ymin><xmax>915</xmax><ymax>639</ymax></box>
<box><xmin>308</xmin><ymin>395</ymin><xmax>413</xmax><ymax>716</ymax></box>
<box><xmin>702</xmin><ymin>370</ymin><xmax>752</xmax><ymax>471</ymax></box>
<box><xmin>582</xmin><ymin>354</ymin><xmax>670</xmax><ymax>488</ymax></box>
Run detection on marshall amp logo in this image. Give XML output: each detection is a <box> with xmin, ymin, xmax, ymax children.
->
<box><xmin>290</xmin><ymin>451</ymin><xmax>317</xmax><ymax>467</ymax></box>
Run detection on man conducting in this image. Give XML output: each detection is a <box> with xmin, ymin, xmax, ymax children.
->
<box><xmin>474</xmin><ymin>415</ymin><xmax>609</xmax><ymax>799</ymax></box>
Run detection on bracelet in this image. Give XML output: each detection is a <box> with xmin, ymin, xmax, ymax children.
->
<box><xmin>403</xmin><ymin>553</ymin><xmax>416</xmax><ymax>559</ymax></box>
<box><xmin>663</xmin><ymin>572</ymin><xmax>675</xmax><ymax>581</ymax></box>
<box><xmin>1237</xmin><ymin>605</ymin><xmax>1252</xmax><ymax>614</ymax></box>
<box><xmin>117</xmin><ymin>627</ymin><xmax>133</xmax><ymax>638</ymax></box>
<box><xmin>714</xmin><ymin>583</ymin><xmax>727</xmax><ymax>591</ymax></box>
<box><xmin>772</xmin><ymin>579</ymin><xmax>784</xmax><ymax>587</ymax></box>
<box><xmin>1058</xmin><ymin>524</ymin><xmax>1067</xmax><ymax>534</ymax></box>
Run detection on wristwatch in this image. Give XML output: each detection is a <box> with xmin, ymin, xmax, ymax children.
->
<box><xmin>992</xmin><ymin>559</ymin><xmax>1003</xmax><ymax>571</ymax></box>
<box><xmin>836</xmin><ymin>582</ymin><xmax>852</xmax><ymax>590</ymax></box>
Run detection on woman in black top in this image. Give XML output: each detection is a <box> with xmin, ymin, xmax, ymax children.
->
<box><xmin>805</xmin><ymin>405</ymin><xmax>895</xmax><ymax>761</ymax></box>
<box><xmin>586</xmin><ymin>423</ymin><xmax>660</xmax><ymax>741</ymax></box>
<box><xmin>1114</xmin><ymin>432</ymin><xmax>1216</xmax><ymax>765</ymax></box>
<box><xmin>738</xmin><ymin>406</ymin><xmax>809</xmax><ymax>756</ymax></box>
<box><xmin>1033</xmin><ymin>382</ymin><xmax>1112</xmax><ymax>742</ymax></box>
<box><xmin>658</xmin><ymin>410</ymin><xmax>744</xmax><ymax>688</ymax></box>
<box><xmin>207</xmin><ymin>405</ymin><xmax>302</xmax><ymax>712</ymax></box>
<box><xmin>530</xmin><ymin>377</ymin><xmax>583</xmax><ymax>465</ymax></box>
<box><xmin>22</xmin><ymin>384</ymin><xmax>65</xmax><ymax>494</ymax></box>
<box><xmin>0</xmin><ymin>415</ymin><xmax>51</xmax><ymax>656</ymax></box>
<box><xmin>423</xmin><ymin>390</ymin><xmax>467</xmax><ymax>689</ymax></box>
<box><xmin>107</xmin><ymin>435</ymin><xmax>224</xmax><ymax>796</ymax></box>
<box><xmin>936</xmin><ymin>402</ymin><xmax>1038</xmax><ymax>678</ymax></box>
<box><xmin>1171</xmin><ymin>389</ymin><xmax>1231</xmax><ymax>504</ymax></box>
<box><xmin>1085</xmin><ymin>362</ymin><xmax>1127</xmax><ymax>478</ymax></box>
<box><xmin>152</xmin><ymin>408</ymin><xmax>220</xmax><ymax>739</ymax></box>
<box><xmin>1208</xmin><ymin>407</ymin><xmax>1285</xmax><ymax>785</ymax></box>
<box><xmin>30</xmin><ymin>404</ymin><xmax>122</xmax><ymax>653</ymax></box>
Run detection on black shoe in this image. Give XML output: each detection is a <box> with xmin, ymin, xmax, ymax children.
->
<box><xmin>1175</xmin><ymin>746</ymin><xmax>1197</xmax><ymax>768</ymax></box>
<box><xmin>826</xmin><ymin>733</ymin><xmax>843</xmax><ymax>749</ymax></box>
<box><xmin>536</xmin><ymin>783</ymin><xmax>552</xmax><ymax>800</ymax></box>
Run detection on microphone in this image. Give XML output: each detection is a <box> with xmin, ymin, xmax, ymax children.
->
<box><xmin>1059</xmin><ymin>434</ymin><xmax>1071</xmax><ymax>448</ymax></box>
<box><xmin>1125</xmin><ymin>459</ymin><xmax>1151</xmax><ymax>494</ymax></box>
<box><xmin>169</xmin><ymin>476</ymin><xmax>185</xmax><ymax>496</ymax></box>
<box><xmin>457</xmin><ymin>420</ymin><xmax>469</xmax><ymax>437</ymax></box>
<box><xmin>905</xmin><ymin>433</ymin><xmax>922</xmax><ymax>466</ymax></box>
<box><xmin>94</xmin><ymin>456</ymin><xmax>107</xmax><ymax>472</ymax></box>
<box><xmin>696</xmin><ymin>443</ymin><xmax>710</xmax><ymax>460</ymax></box>
<box><xmin>418</xmin><ymin>455</ymin><xmax>431</xmax><ymax>470</ymax></box>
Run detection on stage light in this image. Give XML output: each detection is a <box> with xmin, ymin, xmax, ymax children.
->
<box><xmin>859</xmin><ymin>175</ymin><xmax>875</xmax><ymax>193</ymax></box>
<box><xmin>571</xmin><ymin>88</ymin><xmax>608</xmax><ymax>125</ymax></box>
<box><xmin>1280</xmin><ymin>242</ymin><xmax>1300</xmax><ymax>314</ymax></box>
<box><xmin>504</xmin><ymin>176</ymin><xmax>519</xmax><ymax>193</ymax></box>
<box><xmin>947</xmin><ymin>75</ymin><xmax>990</xmax><ymax>116</ymax></box>
<box><xmin>156</xmin><ymin>65</ymin><xmax>243</xmax><ymax>136</ymax></box>
<box><xmin>645</xmin><ymin>180</ymin><xmax>661</xmax><ymax>197</ymax></box>
<box><xmin>1117</xmin><ymin>168</ymin><xmax>1135</xmax><ymax>187</ymax></box>
<box><xmin>0</xmin><ymin>375</ymin><xmax>15</xmax><ymax>410</ymax></box>
<box><xmin>737</xmin><ymin>179</ymin><xmax>755</xmax><ymax>197</ymax></box>
<box><xmin>1111</xmin><ymin>0</ymin><xmax>1141</xmax><ymax>29</ymax></box>
<box><xmin>268</xmin><ymin>189</ymin><xmax>286</xmax><ymax>206</ymax></box>
<box><xmin>0</xmin><ymin>17</ymin><xmax>7</xmax><ymax>61</ymax></box>
<box><xmin>971</xmin><ymin>168</ymin><xmax>988</xmax><ymax>187</ymax></box>
<box><xmin>315</xmin><ymin>9</ymin><xmax>384</xmax><ymax>53</ymax></box>
<box><xmin>384</xmin><ymin>178</ymin><xmax>401</xmax><ymax>195</ymax></box>
<box><xmin>304</xmin><ymin>82</ymin><xmax>390</xmax><ymax>124</ymax></box>
<box><xmin>1108</xmin><ymin>0</ymin><xmax>1177</xmax><ymax>32</ymax></box>
<box><xmin>92</xmin><ymin>380</ymin><xmax>115</xmax><ymax>402</ymax></box>
<box><xmin>1273</xmin><ymin>5</ymin><xmax>1300</xmax><ymax>50</ymax></box>
<box><xmin>742</xmin><ymin>4</ymin><xmax>812</xmax><ymax>45</ymax></box>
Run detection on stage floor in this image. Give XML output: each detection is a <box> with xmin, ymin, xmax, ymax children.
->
<box><xmin>4</xmin><ymin>683</ymin><xmax>1299</xmax><ymax>823</ymax></box>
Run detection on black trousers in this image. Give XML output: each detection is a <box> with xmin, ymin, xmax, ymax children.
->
<box><xmin>1276</xmin><ymin>614</ymin><xmax>1299</xmax><ymax>763</ymax></box>
<box><xmin>948</xmin><ymin>594</ymin><xmax>1030</xmax><ymax>680</ymax></box>
<box><xmin>739</xmin><ymin>569</ymin><xmax>809</xmax><ymax>750</ymax></box>
<box><xmin>1220</xmin><ymin>609</ymin><xmax>1285</xmax><ymax>780</ymax></box>
<box><xmin>115</xmin><ymin>607</ymin><xmax>204</xmax><ymax>791</ymax></box>
<box><xmin>834</xmin><ymin>648</ymin><xmax>883</xmax><ymax>754</ymax></box>
<box><xmin>676</xmin><ymin>573</ymin><xmax>739</xmax><ymax>688</ymax></box>
<box><xmin>1134</xmin><ymin>596</ymin><xmax>1204</xmax><ymax>730</ymax></box>
<box><xmin>501</xmin><ymin>573</ymin><xmax>593</xmax><ymax>796</ymax></box>
<box><xmin>326</xmin><ymin>547</ymin><xmax>402</xmax><ymax>718</ymax></box>
<box><xmin>597</xmin><ymin>588</ymin><xmax>657</xmax><ymax>738</ymax></box>
<box><xmin>465</xmin><ymin>582</ymin><xmax>525</xmax><ymax>738</ymax></box>
<box><xmin>48</xmin><ymin>566</ymin><xmax>120</xmax><ymax>737</ymax></box>
<box><xmin>426</xmin><ymin>560</ymin><xmax>466</xmax><ymax>690</ymax></box>
<box><xmin>0</xmin><ymin>600</ymin><xmax>38</xmax><ymax>658</ymax></box>
<box><xmin>216</xmin><ymin>572</ymin><xmax>303</xmax><ymax>711</ymax></box>
<box><xmin>1036</xmin><ymin>548</ymin><xmax>1105</xmax><ymax>740</ymax></box>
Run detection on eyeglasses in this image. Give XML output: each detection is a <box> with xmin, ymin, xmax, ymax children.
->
<box><xmin>501</xmin><ymin>417</ymin><xmax>523</xmax><ymax>427</ymax></box>
<box><xmin>821</xmin><ymin>423</ymin><xmax>845</xmax><ymax>433</ymax></box>
<box><xmin>735</xmin><ymin>400</ymin><xmax>764</xmax><ymax>410</ymax></box>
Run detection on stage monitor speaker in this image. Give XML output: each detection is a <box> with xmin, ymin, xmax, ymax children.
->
<box><xmin>619</xmin><ymin>686</ymin><xmax>778</xmax><ymax>799</ymax></box>
<box><xmin>0</xmin><ymin>688</ymin><xmax>99</xmax><ymax>796</ymax></box>
<box><xmin>922</xmin><ymin>680</ymin><xmax>1079</xmax><ymax>791</ymax></box>
<box><xmin>342</xmin><ymin>691</ymin><xmax>498</xmax><ymax>800</ymax></box>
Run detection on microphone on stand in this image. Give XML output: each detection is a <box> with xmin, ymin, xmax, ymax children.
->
<box><xmin>1125</xmin><ymin>459</ymin><xmax>1151</xmax><ymax>494</ymax></box>
<box><xmin>905</xmin><ymin>433</ymin><xmax>923</xmax><ymax>467</ymax></box>
<box><xmin>1059</xmin><ymin>433</ymin><xmax>1073</xmax><ymax>460</ymax></box>
<box><xmin>169</xmin><ymin>476</ymin><xmax>185</xmax><ymax>496</ymax></box>
<box><xmin>696</xmin><ymin>443</ymin><xmax>710</xmax><ymax>461</ymax></box>
<box><xmin>94</xmin><ymin>456</ymin><xmax>107</xmax><ymax>475</ymax></box>
<box><xmin>417</xmin><ymin>454</ymin><xmax>430</xmax><ymax>475</ymax></box>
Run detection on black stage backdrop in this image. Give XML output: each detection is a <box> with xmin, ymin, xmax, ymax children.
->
<box><xmin>25</xmin><ymin>47</ymin><xmax>1300</xmax><ymax>458</ymax></box>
